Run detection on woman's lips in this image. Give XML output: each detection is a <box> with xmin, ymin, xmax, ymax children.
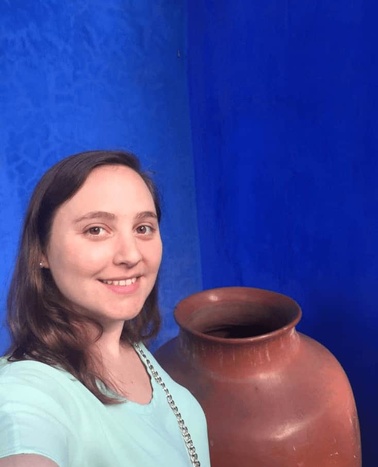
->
<box><xmin>99</xmin><ymin>277</ymin><xmax>140</xmax><ymax>294</ymax></box>
<box><xmin>101</xmin><ymin>277</ymin><xmax>137</xmax><ymax>286</ymax></box>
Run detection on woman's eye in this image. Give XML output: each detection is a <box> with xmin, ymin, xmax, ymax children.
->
<box><xmin>136</xmin><ymin>225</ymin><xmax>154</xmax><ymax>235</ymax></box>
<box><xmin>85</xmin><ymin>226</ymin><xmax>106</xmax><ymax>236</ymax></box>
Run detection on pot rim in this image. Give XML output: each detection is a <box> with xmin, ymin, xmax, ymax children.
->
<box><xmin>174</xmin><ymin>286</ymin><xmax>302</xmax><ymax>344</ymax></box>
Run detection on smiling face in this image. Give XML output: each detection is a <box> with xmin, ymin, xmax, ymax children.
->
<box><xmin>42</xmin><ymin>164</ymin><xmax>162</xmax><ymax>329</ymax></box>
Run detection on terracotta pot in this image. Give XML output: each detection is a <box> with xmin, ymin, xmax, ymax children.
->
<box><xmin>155</xmin><ymin>287</ymin><xmax>361</xmax><ymax>467</ymax></box>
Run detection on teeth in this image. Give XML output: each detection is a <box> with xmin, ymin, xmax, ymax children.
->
<box><xmin>102</xmin><ymin>278</ymin><xmax>137</xmax><ymax>286</ymax></box>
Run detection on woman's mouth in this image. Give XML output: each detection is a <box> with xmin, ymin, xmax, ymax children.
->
<box><xmin>100</xmin><ymin>277</ymin><xmax>138</xmax><ymax>286</ymax></box>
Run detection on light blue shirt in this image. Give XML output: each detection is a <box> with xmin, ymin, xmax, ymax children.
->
<box><xmin>0</xmin><ymin>344</ymin><xmax>211</xmax><ymax>467</ymax></box>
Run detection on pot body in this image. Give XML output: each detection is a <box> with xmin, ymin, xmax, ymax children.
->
<box><xmin>155</xmin><ymin>287</ymin><xmax>361</xmax><ymax>467</ymax></box>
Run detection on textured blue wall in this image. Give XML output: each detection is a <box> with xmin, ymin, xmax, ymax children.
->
<box><xmin>187</xmin><ymin>1</ymin><xmax>377</xmax><ymax>465</ymax></box>
<box><xmin>2</xmin><ymin>0</ymin><xmax>376</xmax><ymax>463</ymax></box>
<box><xmin>0</xmin><ymin>0</ymin><xmax>202</xmax><ymax>350</ymax></box>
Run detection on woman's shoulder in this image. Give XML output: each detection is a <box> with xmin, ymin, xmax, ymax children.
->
<box><xmin>0</xmin><ymin>358</ymin><xmax>75</xmax><ymax>466</ymax></box>
<box><xmin>0</xmin><ymin>356</ymin><xmax>75</xmax><ymax>387</ymax></box>
<box><xmin>0</xmin><ymin>356</ymin><xmax>102</xmax><ymax>436</ymax></box>
<box><xmin>0</xmin><ymin>356</ymin><xmax>84</xmax><ymax>413</ymax></box>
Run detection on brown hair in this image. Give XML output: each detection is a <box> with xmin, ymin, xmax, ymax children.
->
<box><xmin>6</xmin><ymin>150</ymin><xmax>162</xmax><ymax>404</ymax></box>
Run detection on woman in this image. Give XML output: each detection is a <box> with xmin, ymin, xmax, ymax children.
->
<box><xmin>0</xmin><ymin>150</ymin><xmax>210</xmax><ymax>467</ymax></box>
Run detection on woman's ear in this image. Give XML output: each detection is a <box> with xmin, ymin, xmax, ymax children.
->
<box><xmin>40</xmin><ymin>253</ymin><xmax>50</xmax><ymax>269</ymax></box>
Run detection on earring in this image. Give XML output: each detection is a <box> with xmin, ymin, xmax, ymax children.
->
<box><xmin>39</xmin><ymin>261</ymin><xmax>44</xmax><ymax>268</ymax></box>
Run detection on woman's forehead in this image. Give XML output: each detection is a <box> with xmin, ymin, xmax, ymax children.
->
<box><xmin>56</xmin><ymin>165</ymin><xmax>156</xmax><ymax>218</ymax></box>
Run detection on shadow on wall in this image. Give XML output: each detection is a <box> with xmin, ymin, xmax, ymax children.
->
<box><xmin>301</xmin><ymin>289</ymin><xmax>376</xmax><ymax>465</ymax></box>
<box><xmin>0</xmin><ymin>160</ymin><xmax>22</xmax><ymax>354</ymax></box>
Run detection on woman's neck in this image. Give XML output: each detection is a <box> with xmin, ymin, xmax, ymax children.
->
<box><xmin>89</xmin><ymin>330</ymin><xmax>152</xmax><ymax>404</ymax></box>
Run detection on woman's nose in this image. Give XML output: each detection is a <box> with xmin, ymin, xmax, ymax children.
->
<box><xmin>113</xmin><ymin>234</ymin><xmax>142</xmax><ymax>267</ymax></box>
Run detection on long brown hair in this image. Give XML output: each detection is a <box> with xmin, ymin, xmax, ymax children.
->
<box><xmin>6</xmin><ymin>150</ymin><xmax>162</xmax><ymax>404</ymax></box>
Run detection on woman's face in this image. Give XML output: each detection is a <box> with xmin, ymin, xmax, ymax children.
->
<box><xmin>42</xmin><ymin>165</ymin><xmax>162</xmax><ymax>328</ymax></box>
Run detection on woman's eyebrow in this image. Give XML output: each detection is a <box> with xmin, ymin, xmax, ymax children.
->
<box><xmin>73</xmin><ymin>211</ymin><xmax>157</xmax><ymax>223</ymax></box>
<box><xmin>135</xmin><ymin>211</ymin><xmax>158</xmax><ymax>220</ymax></box>
<box><xmin>74</xmin><ymin>211</ymin><xmax>116</xmax><ymax>223</ymax></box>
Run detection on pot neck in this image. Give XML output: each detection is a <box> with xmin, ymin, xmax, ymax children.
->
<box><xmin>174</xmin><ymin>287</ymin><xmax>302</xmax><ymax>376</ymax></box>
<box><xmin>177</xmin><ymin>326</ymin><xmax>300</xmax><ymax>376</ymax></box>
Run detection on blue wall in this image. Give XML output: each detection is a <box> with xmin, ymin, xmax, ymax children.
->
<box><xmin>0</xmin><ymin>0</ymin><xmax>202</xmax><ymax>349</ymax></box>
<box><xmin>1</xmin><ymin>0</ymin><xmax>376</xmax><ymax>464</ymax></box>
<box><xmin>187</xmin><ymin>1</ymin><xmax>377</xmax><ymax>465</ymax></box>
